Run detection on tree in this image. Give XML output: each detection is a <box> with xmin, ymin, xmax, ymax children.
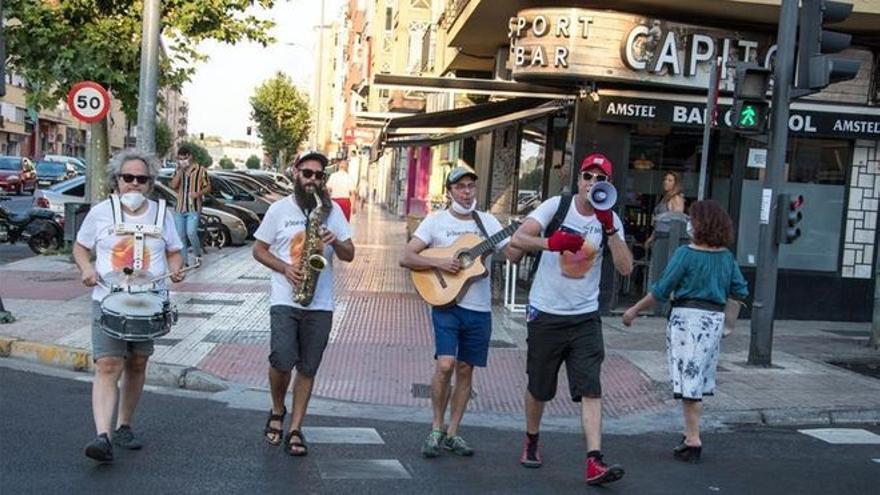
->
<box><xmin>155</xmin><ymin>120</ymin><xmax>173</xmax><ymax>159</ymax></box>
<box><xmin>250</xmin><ymin>72</ymin><xmax>310</xmax><ymax>169</ymax></box>
<box><xmin>4</xmin><ymin>1</ymin><xmax>273</xmax><ymax>199</ymax></box>
<box><xmin>4</xmin><ymin>1</ymin><xmax>276</xmax><ymax>119</ymax></box>
<box><xmin>179</xmin><ymin>141</ymin><xmax>212</xmax><ymax>167</ymax></box>
<box><xmin>219</xmin><ymin>157</ymin><xmax>235</xmax><ymax>170</ymax></box>
<box><xmin>246</xmin><ymin>155</ymin><xmax>262</xmax><ymax>170</ymax></box>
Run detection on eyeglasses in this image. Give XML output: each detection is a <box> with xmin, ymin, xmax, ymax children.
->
<box><xmin>119</xmin><ymin>174</ymin><xmax>151</xmax><ymax>185</ymax></box>
<box><xmin>299</xmin><ymin>169</ymin><xmax>326</xmax><ymax>180</ymax></box>
<box><xmin>581</xmin><ymin>172</ymin><xmax>608</xmax><ymax>182</ymax></box>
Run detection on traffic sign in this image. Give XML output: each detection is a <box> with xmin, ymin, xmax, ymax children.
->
<box><xmin>66</xmin><ymin>81</ymin><xmax>111</xmax><ymax>123</ymax></box>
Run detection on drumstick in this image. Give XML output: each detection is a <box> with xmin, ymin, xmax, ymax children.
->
<box><xmin>146</xmin><ymin>262</ymin><xmax>201</xmax><ymax>285</ymax></box>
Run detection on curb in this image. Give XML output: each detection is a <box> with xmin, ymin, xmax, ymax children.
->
<box><xmin>0</xmin><ymin>336</ymin><xmax>228</xmax><ymax>393</ymax></box>
<box><xmin>711</xmin><ymin>407</ymin><xmax>880</xmax><ymax>427</ymax></box>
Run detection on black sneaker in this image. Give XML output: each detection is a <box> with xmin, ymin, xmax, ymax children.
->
<box><xmin>84</xmin><ymin>433</ymin><xmax>114</xmax><ymax>462</ymax></box>
<box><xmin>112</xmin><ymin>425</ymin><xmax>143</xmax><ymax>450</ymax></box>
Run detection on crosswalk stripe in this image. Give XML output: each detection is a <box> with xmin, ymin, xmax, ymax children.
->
<box><xmin>798</xmin><ymin>428</ymin><xmax>880</xmax><ymax>444</ymax></box>
<box><xmin>318</xmin><ymin>459</ymin><xmax>411</xmax><ymax>480</ymax></box>
<box><xmin>302</xmin><ymin>426</ymin><xmax>385</xmax><ymax>444</ymax></box>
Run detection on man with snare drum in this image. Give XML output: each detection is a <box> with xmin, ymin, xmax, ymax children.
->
<box><xmin>73</xmin><ymin>149</ymin><xmax>185</xmax><ymax>463</ymax></box>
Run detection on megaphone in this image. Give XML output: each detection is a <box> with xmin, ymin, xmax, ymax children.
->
<box><xmin>588</xmin><ymin>181</ymin><xmax>617</xmax><ymax>211</ymax></box>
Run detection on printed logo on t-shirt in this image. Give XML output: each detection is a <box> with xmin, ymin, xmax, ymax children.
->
<box><xmin>284</xmin><ymin>219</ymin><xmax>307</xmax><ymax>229</ymax></box>
<box><xmin>445</xmin><ymin>228</ymin><xmax>479</xmax><ymax>238</ymax></box>
<box><xmin>111</xmin><ymin>237</ymin><xmax>152</xmax><ymax>272</ymax></box>
<box><xmin>558</xmin><ymin>224</ymin><xmax>602</xmax><ymax>279</ymax></box>
<box><xmin>289</xmin><ymin>230</ymin><xmax>324</xmax><ymax>267</ymax></box>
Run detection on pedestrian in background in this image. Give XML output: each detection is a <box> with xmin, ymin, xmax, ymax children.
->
<box><xmin>508</xmin><ymin>152</ymin><xmax>633</xmax><ymax>486</ymax></box>
<box><xmin>326</xmin><ymin>159</ymin><xmax>357</xmax><ymax>221</ymax></box>
<box><xmin>73</xmin><ymin>149</ymin><xmax>185</xmax><ymax>462</ymax></box>
<box><xmin>169</xmin><ymin>145</ymin><xmax>211</xmax><ymax>265</ymax></box>
<box><xmin>645</xmin><ymin>170</ymin><xmax>685</xmax><ymax>249</ymax></box>
<box><xmin>400</xmin><ymin>164</ymin><xmax>513</xmax><ymax>458</ymax></box>
<box><xmin>622</xmin><ymin>199</ymin><xmax>748</xmax><ymax>463</ymax></box>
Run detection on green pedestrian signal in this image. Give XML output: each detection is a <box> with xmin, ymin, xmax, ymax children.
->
<box><xmin>732</xmin><ymin>64</ymin><xmax>771</xmax><ymax>134</ymax></box>
<box><xmin>739</xmin><ymin>105</ymin><xmax>759</xmax><ymax>127</ymax></box>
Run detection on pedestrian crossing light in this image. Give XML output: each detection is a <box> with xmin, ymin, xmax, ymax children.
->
<box><xmin>776</xmin><ymin>194</ymin><xmax>805</xmax><ymax>244</ymax></box>
<box><xmin>732</xmin><ymin>64</ymin><xmax>771</xmax><ymax>134</ymax></box>
<box><xmin>797</xmin><ymin>0</ymin><xmax>861</xmax><ymax>90</ymax></box>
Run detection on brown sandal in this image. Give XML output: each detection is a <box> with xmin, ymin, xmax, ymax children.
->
<box><xmin>263</xmin><ymin>407</ymin><xmax>286</xmax><ymax>446</ymax></box>
<box><xmin>284</xmin><ymin>429</ymin><xmax>308</xmax><ymax>456</ymax></box>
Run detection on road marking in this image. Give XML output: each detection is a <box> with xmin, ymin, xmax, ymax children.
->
<box><xmin>302</xmin><ymin>427</ymin><xmax>385</xmax><ymax>444</ymax></box>
<box><xmin>798</xmin><ymin>428</ymin><xmax>880</xmax><ymax>444</ymax></box>
<box><xmin>318</xmin><ymin>459</ymin><xmax>411</xmax><ymax>480</ymax></box>
<box><xmin>872</xmin><ymin>458</ymin><xmax>880</xmax><ymax>464</ymax></box>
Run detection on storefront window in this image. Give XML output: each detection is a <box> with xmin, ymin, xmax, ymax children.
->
<box><xmin>516</xmin><ymin>118</ymin><xmax>547</xmax><ymax>215</ymax></box>
<box><xmin>737</xmin><ymin>137</ymin><xmax>851</xmax><ymax>271</ymax></box>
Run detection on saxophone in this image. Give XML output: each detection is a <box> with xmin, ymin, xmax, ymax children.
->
<box><xmin>292</xmin><ymin>191</ymin><xmax>330</xmax><ymax>306</ymax></box>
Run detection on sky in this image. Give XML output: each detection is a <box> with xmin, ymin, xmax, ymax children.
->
<box><xmin>182</xmin><ymin>0</ymin><xmax>347</xmax><ymax>143</ymax></box>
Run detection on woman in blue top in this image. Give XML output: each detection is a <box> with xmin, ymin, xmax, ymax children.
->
<box><xmin>622</xmin><ymin>200</ymin><xmax>748</xmax><ymax>463</ymax></box>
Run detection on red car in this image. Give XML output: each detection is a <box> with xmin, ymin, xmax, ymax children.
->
<box><xmin>0</xmin><ymin>156</ymin><xmax>38</xmax><ymax>195</ymax></box>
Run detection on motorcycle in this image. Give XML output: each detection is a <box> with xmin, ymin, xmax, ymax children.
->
<box><xmin>0</xmin><ymin>196</ymin><xmax>65</xmax><ymax>255</ymax></box>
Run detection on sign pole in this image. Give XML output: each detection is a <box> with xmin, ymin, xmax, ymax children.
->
<box><xmin>748</xmin><ymin>0</ymin><xmax>799</xmax><ymax>366</ymax></box>
<box><xmin>136</xmin><ymin>0</ymin><xmax>161</xmax><ymax>153</ymax></box>
<box><xmin>698</xmin><ymin>57</ymin><xmax>722</xmax><ymax>201</ymax></box>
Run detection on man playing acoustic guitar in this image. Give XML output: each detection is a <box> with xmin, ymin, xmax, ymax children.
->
<box><xmin>400</xmin><ymin>163</ymin><xmax>514</xmax><ymax>458</ymax></box>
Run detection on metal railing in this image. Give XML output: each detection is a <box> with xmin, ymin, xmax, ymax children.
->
<box><xmin>439</xmin><ymin>0</ymin><xmax>471</xmax><ymax>30</ymax></box>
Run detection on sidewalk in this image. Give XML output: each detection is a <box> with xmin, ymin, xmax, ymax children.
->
<box><xmin>2</xmin><ymin>204</ymin><xmax>880</xmax><ymax>429</ymax></box>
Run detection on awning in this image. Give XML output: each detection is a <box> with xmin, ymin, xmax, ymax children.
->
<box><xmin>383</xmin><ymin>97</ymin><xmax>567</xmax><ymax>148</ymax></box>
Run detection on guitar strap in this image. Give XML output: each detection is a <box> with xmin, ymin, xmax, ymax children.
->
<box><xmin>470</xmin><ymin>211</ymin><xmax>489</xmax><ymax>239</ymax></box>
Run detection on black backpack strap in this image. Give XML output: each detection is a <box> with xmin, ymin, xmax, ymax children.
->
<box><xmin>529</xmin><ymin>193</ymin><xmax>573</xmax><ymax>280</ymax></box>
<box><xmin>471</xmin><ymin>211</ymin><xmax>489</xmax><ymax>238</ymax></box>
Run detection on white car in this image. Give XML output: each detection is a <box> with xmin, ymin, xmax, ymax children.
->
<box><xmin>34</xmin><ymin>176</ymin><xmax>248</xmax><ymax>246</ymax></box>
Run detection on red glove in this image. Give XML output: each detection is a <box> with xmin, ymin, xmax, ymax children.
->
<box><xmin>595</xmin><ymin>209</ymin><xmax>616</xmax><ymax>234</ymax></box>
<box><xmin>547</xmin><ymin>230</ymin><xmax>584</xmax><ymax>253</ymax></box>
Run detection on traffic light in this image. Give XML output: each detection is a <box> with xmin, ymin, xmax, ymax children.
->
<box><xmin>732</xmin><ymin>63</ymin><xmax>772</xmax><ymax>134</ymax></box>
<box><xmin>776</xmin><ymin>194</ymin><xmax>804</xmax><ymax>244</ymax></box>
<box><xmin>797</xmin><ymin>0</ymin><xmax>861</xmax><ymax>90</ymax></box>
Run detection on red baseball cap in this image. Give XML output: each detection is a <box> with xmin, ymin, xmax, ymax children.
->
<box><xmin>580</xmin><ymin>153</ymin><xmax>613</xmax><ymax>178</ymax></box>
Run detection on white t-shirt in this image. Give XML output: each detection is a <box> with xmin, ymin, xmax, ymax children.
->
<box><xmin>527</xmin><ymin>196</ymin><xmax>625</xmax><ymax>315</ymax></box>
<box><xmin>412</xmin><ymin>210</ymin><xmax>508</xmax><ymax>313</ymax></box>
<box><xmin>254</xmin><ymin>195</ymin><xmax>352</xmax><ymax>311</ymax></box>
<box><xmin>76</xmin><ymin>198</ymin><xmax>183</xmax><ymax>302</ymax></box>
<box><xmin>326</xmin><ymin>170</ymin><xmax>356</xmax><ymax>199</ymax></box>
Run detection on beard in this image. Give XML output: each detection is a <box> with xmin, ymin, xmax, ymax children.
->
<box><xmin>294</xmin><ymin>179</ymin><xmax>320</xmax><ymax>211</ymax></box>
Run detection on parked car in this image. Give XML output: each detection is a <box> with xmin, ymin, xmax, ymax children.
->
<box><xmin>157</xmin><ymin>173</ymin><xmax>272</xmax><ymax>219</ymax></box>
<box><xmin>245</xmin><ymin>169</ymin><xmax>294</xmax><ymax>191</ymax></box>
<box><xmin>231</xmin><ymin>170</ymin><xmax>290</xmax><ymax>195</ymax></box>
<box><xmin>151</xmin><ymin>182</ymin><xmax>249</xmax><ymax>247</ymax></box>
<box><xmin>43</xmin><ymin>154</ymin><xmax>87</xmax><ymax>175</ymax></box>
<box><xmin>0</xmin><ymin>156</ymin><xmax>38</xmax><ymax>195</ymax></box>
<box><xmin>214</xmin><ymin>170</ymin><xmax>286</xmax><ymax>202</ymax></box>
<box><xmin>36</xmin><ymin>160</ymin><xmax>79</xmax><ymax>188</ymax></box>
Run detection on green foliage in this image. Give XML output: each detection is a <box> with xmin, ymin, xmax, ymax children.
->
<box><xmin>219</xmin><ymin>157</ymin><xmax>235</xmax><ymax>170</ymax></box>
<box><xmin>246</xmin><ymin>155</ymin><xmax>262</xmax><ymax>170</ymax></box>
<box><xmin>4</xmin><ymin>0</ymin><xmax>276</xmax><ymax>117</ymax></box>
<box><xmin>179</xmin><ymin>141</ymin><xmax>212</xmax><ymax>167</ymax></box>
<box><xmin>250</xmin><ymin>72</ymin><xmax>310</xmax><ymax>167</ymax></box>
<box><xmin>155</xmin><ymin>120</ymin><xmax>173</xmax><ymax>158</ymax></box>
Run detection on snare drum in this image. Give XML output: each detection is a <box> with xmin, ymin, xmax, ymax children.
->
<box><xmin>99</xmin><ymin>291</ymin><xmax>178</xmax><ymax>342</ymax></box>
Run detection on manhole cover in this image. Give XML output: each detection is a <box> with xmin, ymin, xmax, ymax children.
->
<box><xmin>828</xmin><ymin>360</ymin><xmax>880</xmax><ymax>380</ymax></box>
<box><xmin>185</xmin><ymin>298</ymin><xmax>243</xmax><ymax>306</ymax></box>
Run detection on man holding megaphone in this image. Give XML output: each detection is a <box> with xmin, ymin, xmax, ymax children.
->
<box><xmin>508</xmin><ymin>152</ymin><xmax>633</xmax><ymax>486</ymax></box>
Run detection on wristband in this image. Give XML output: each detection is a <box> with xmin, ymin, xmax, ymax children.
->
<box><xmin>603</xmin><ymin>228</ymin><xmax>619</xmax><ymax>237</ymax></box>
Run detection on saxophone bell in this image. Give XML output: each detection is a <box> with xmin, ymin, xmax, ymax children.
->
<box><xmin>307</xmin><ymin>253</ymin><xmax>327</xmax><ymax>271</ymax></box>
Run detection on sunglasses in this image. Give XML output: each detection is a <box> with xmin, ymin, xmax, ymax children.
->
<box><xmin>119</xmin><ymin>174</ymin><xmax>151</xmax><ymax>185</ymax></box>
<box><xmin>581</xmin><ymin>172</ymin><xmax>608</xmax><ymax>182</ymax></box>
<box><xmin>299</xmin><ymin>169</ymin><xmax>326</xmax><ymax>180</ymax></box>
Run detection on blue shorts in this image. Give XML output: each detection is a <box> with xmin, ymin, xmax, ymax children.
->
<box><xmin>431</xmin><ymin>306</ymin><xmax>492</xmax><ymax>367</ymax></box>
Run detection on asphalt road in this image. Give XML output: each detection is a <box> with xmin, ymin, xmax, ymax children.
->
<box><xmin>1</xmin><ymin>361</ymin><xmax>878</xmax><ymax>494</ymax></box>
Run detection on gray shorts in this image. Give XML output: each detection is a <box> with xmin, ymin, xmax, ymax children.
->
<box><xmin>91</xmin><ymin>300</ymin><xmax>155</xmax><ymax>361</ymax></box>
<box><xmin>269</xmin><ymin>305</ymin><xmax>333</xmax><ymax>377</ymax></box>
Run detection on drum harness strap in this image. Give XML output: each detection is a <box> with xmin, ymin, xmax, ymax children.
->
<box><xmin>109</xmin><ymin>195</ymin><xmax>167</xmax><ymax>271</ymax></box>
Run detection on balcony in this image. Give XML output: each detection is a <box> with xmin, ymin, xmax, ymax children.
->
<box><xmin>439</xmin><ymin>0</ymin><xmax>471</xmax><ymax>30</ymax></box>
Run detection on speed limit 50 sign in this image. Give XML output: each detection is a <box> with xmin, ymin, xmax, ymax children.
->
<box><xmin>67</xmin><ymin>81</ymin><xmax>111</xmax><ymax>123</ymax></box>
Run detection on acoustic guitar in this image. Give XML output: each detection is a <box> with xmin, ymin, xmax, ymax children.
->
<box><xmin>411</xmin><ymin>221</ymin><xmax>521</xmax><ymax>307</ymax></box>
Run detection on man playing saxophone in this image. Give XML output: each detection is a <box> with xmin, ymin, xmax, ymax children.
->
<box><xmin>252</xmin><ymin>152</ymin><xmax>355</xmax><ymax>457</ymax></box>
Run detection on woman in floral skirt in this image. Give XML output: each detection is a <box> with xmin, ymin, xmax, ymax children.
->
<box><xmin>622</xmin><ymin>200</ymin><xmax>748</xmax><ymax>462</ymax></box>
